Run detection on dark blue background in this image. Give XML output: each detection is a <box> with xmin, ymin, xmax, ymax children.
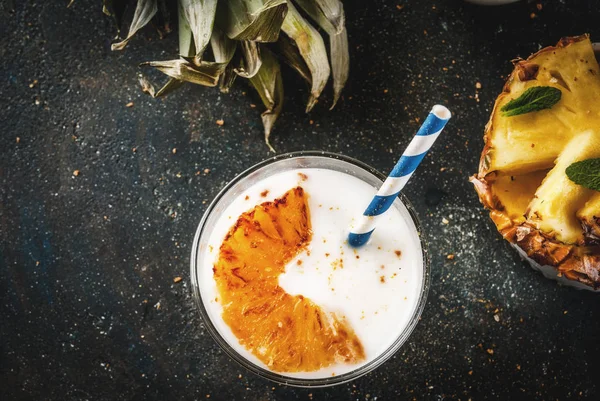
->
<box><xmin>1</xmin><ymin>1</ymin><xmax>599</xmax><ymax>400</ymax></box>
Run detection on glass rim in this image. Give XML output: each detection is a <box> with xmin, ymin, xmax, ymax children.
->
<box><xmin>190</xmin><ymin>150</ymin><xmax>431</xmax><ymax>388</ymax></box>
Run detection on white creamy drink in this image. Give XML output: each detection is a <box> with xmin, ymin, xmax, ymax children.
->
<box><xmin>196</xmin><ymin>167</ymin><xmax>425</xmax><ymax>379</ymax></box>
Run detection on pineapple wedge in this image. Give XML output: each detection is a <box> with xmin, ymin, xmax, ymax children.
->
<box><xmin>526</xmin><ymin>130</ymin><xmax>600</xmax><ymax>244</ymax></box>
<box><xmin>471</xmin><ymin>35</ymin><xmax>600</xmax><ymax>290</ymax></box>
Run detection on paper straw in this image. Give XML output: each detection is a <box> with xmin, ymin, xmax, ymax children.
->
<box><xmin>348</xmin><ymin>105</ymin><xmax>451</xmax><ymax>247</ymax></box>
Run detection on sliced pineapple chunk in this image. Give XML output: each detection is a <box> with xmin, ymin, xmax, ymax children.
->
<box><xmin>482</xmin><ymin>36</ymin><xmax>600</xmax><ymax>176</ymax></box>
<box><xmin>526</xmin><ymin>130</ymin><xmax>600</xmax><ymax>244</ymax></box>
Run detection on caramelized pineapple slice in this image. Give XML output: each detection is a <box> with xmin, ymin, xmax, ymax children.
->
<box><xmin>526</xmin><ymin>131</ymin><xmax>600</xmax><ymax>244</ymax></box>
<box><xmin>213</xmin><ymin>187</ymin><xmax>365</xmax><ymax>373</ymax></box>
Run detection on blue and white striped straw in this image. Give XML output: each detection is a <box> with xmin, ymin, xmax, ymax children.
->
<box><xmin>348</xmin><ymin>105</ymin><xmax>451</xmax><ymax>247</ymax></box>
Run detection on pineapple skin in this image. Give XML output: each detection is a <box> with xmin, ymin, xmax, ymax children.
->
<box><xmin>471</xmin><ymin>35</ymin><xmax>600</xmax><ymax>290</ymax></box>
<box><xmin>578</xmin><ymin>192</ymin><xmax>600</xmax><ymax>241</ymax></box>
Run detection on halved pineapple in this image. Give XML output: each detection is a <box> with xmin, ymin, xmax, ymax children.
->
<box><xmin>213</xmin><ymin>187</ymin><xmax>365</xmax><ymax>372</ymax></box>
<box><xmin>471</xmin><ymin>35</ymin><xmax>600</xmax><ymax>289</ymax></box>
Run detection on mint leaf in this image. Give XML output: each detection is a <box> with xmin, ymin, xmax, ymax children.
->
<box><xmin>566</xmin><ymin>158</ymin><xmax>600</xmax><ymax>191</ymax></box>
<box><xmin>501</xmin><ymin>86</ymin><xmax>561</xmax><ymax>117</ymax></box>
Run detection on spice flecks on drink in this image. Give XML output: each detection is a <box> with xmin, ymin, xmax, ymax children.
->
<box><xmin>199</xmin><ymin>168</ymin><xmax>425</xmax><ymax>379</ymax></box>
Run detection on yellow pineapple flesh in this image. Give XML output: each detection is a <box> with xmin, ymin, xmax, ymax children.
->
<box><xmin>490</xmin><ymin>170</ymin><xmax>548</xmax><ymax>223</ymax></box>
<box><xmin>481</xmin><ymin>36</ymin><xmax>600</xmax><ymax>176</ymax></box>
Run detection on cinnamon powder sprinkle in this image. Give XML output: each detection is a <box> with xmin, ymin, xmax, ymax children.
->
<box><xmin>394</xmin><ymin>250</ymin><xmax>402</xmax><ymax>257</ymax></box>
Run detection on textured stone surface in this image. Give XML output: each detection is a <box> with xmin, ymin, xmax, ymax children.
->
<box><xmin>1</xmin><ymin>1</ymin><xmax>600</xmax><ymax>400</ymax></box>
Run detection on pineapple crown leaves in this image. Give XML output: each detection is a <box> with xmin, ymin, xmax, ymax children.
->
<box><xmin>111</xmin><ymin>0</ymin><xmax>158</xmax><ymax>51</ymax></box>
<box><xmin>566</xmin><ymin>158</ymin><xmax>600</xmax><ymax>192</ymax></box>
<box><xmin>100</xmin><ymin>0</ymin><xmax>350</xmax><ymax>150</ymax></box>
<box><xmin>500</xmin><ymin>86</ymin><xmax>562</xmax><ymax>117</ymax></box>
